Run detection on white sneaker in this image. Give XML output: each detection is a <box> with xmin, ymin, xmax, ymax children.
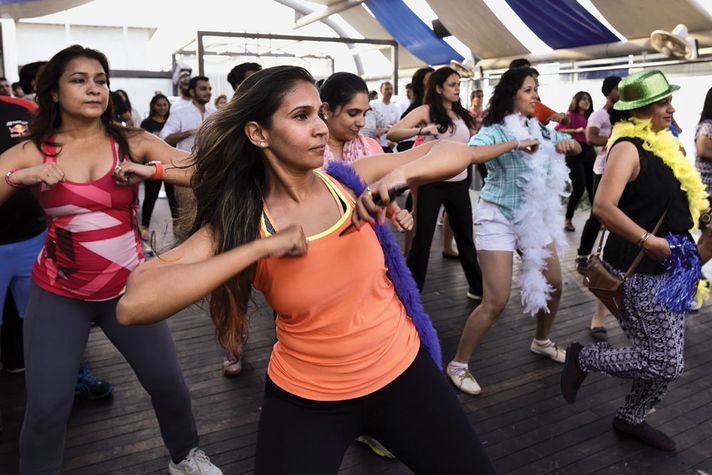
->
<box><xmin>169</xmin><ymin>448</ymin><xmax>222</xmax><ymax>475</ymax></box>
<box><xmin>446</xmin><ymin>362</ymin><xmax>481</xmax><ymax>395</ymax></box>
<box><xmin>530</xmin><ymin>339</ymin><xmax>566</xmax><ymax>363</ymax></box>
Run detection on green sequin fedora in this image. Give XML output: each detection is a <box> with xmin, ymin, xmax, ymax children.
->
<box><xmin>613</xmin><ymin>70</ymin><xmax>680</xmax><ymax>111</ymax></box>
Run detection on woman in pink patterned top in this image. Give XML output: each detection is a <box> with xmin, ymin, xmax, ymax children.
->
<box><xmin>556</xmin><ymin>91</ymin><xmax>596</xmax><ymax>232</ymax></box>
<box><xmin>0</xmin><ymin>45</ymin><xmax>221</xmax><ymax>475</ymax></box>
<box><xmin>319</xmin><ymin>72</ymin><xmax>382</xmax><ymax>165</ymax></box>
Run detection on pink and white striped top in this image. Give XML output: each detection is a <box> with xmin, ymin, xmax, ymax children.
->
<box><xmin>32</xmin><ymin>137</ymin><xmax>144</xmax><ymax>301</ymax></box>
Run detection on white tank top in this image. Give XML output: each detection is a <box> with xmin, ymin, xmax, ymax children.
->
<box><xmin>423</xmin><ymin>117</ymin><xmax>471</xmax><ymax>182</ymax></box>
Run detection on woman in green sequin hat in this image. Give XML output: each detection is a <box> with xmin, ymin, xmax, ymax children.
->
<box><xmin>562</xmin><ymin>70</ymin><xmax>711</xmax><ymax>451</ymax></box>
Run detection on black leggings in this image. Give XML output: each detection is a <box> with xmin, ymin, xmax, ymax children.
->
<box><xmin>254</xmin><ymin>346</ymin><xmax>495</xmax><ymax>474</ymax></box>
<box><xmin>565</xmin><ymin>142</ymin><xmax>596</xmax><ymax>220</ymax></box>
<box><xmin>577</xmin><ymin>174</ymin><xmax>603</xmax><ymax>256</ymax></box>
<box><xmin>407</xmin><ymin>179</ymin><xmax>483</xmax><ymax>294</ymax></box>
<box><xmin>141</xmin><ymin>181</ymin><xmax>178</xmax><ymax>228</ymax></box>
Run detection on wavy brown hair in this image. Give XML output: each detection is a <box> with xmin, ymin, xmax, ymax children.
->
<box><xmin>423</xmin><ymin>66</ymin><xmax>474</xmax><ymax>134</ymax></box>
<box><xmin>190</xmin><ymin>65</ymin><xmax>315</xmax><ymax>354</ymax></box>
<box><xmin>484</xmin><ymin>67</ymin><xmax>538</xmax><ymax>127</ymax></box>
<box><xmin>27</xmin><ymin>44</ymin><xmax>138</xmax><ymax>159</ymax></box>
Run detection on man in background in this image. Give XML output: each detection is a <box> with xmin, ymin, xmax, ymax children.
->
<box><xmin>370</xmin><ymin>81</ymin><xmax>400</xmax><ymax>152</ymax></box>
<box><xmin>227</xmin><ymin>62</ymin><xmax>261</xmax><ymax>91</ymax></box>
<box><xmin>11</xmin><ymin>82</ymin><xmax>24</xmax><ymax>98</ymax></box>
<box><xmin>170</xmin><ymin>63</ymin><xmax>193</xmax><ymax>111</ymax></box>
<box><xmin>0</xmin><ymin>78</ymin><xmax>11</xmax><ymax>97</ymax></box>
<box><xmin>160</xmin><ymin>76</ymin><xmax>213</xmax><ymax>239</ymax></box>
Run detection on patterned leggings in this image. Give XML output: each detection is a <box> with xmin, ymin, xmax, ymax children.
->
<box><xmin>579</xmin><ymin>272</ymin><xmax>685</xmax><ymax>424</ymax></box>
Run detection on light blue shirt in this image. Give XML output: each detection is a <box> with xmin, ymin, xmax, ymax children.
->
<box><xmin>470</xmin><ymin>120</ymin><xmax>570</xmax><ymax>221</ymax></box>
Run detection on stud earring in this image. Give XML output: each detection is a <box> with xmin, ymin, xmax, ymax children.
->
<box><xmin>259</xmin><ymin>141</ymin><xmax>266</xmax><ymax>148</ymax></box>
<box><xmin>323</xmin><ymin>114</ymin><xmax>329</xmax><ymax>120</ymax></box>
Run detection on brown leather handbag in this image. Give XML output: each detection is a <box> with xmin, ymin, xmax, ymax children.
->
<box><xmin>583</xmin><ymin>211</ymin><xmax>666</xmax><ymax>320</ymax></box>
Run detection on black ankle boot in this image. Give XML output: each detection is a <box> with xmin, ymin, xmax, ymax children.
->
<box><xmin>612</xmin><ymin>417</ymin><xmax>676</xmax><ymax>451</ymax></box>
<box><xmin>560</xmin><ymin>342</ymin><xmax>587</xmax><ymax>403</ymax></box>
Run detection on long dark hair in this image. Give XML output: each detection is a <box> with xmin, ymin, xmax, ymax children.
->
<box><xmin>190</xmin><ymin>65</ymin><xmax>315</xmax><ymax>354</ymax></box>
<box><xmin>149</xmin><ymin>93</ymin><xmax>170</xmax><ymax>120</ymax></box>
<box><xmin>700</xmin><ymin>87</ymin><xmax>712</xmax><ymax>124</ymax></box>
<box><xmin>568</xmin><ymin>91</ymin><xmax>594</xmax><ymax>118</ymax></box>
<box><xmin>27</xmin><ymin>44</ymin><xmax>136</xmax><ymax>160</ymax></box>
<box><xmin>319</xmin><ymin>72</ymin><xmax>367</xmax><ymax>111</ymax></box>
<box><xmin>116</xmin><ymin>89</ymin><xmax>132</xmax><ymax>111</ymax></box>
<box><xmin>484</xmin><ymin>67</ymin><xmax>538</xmax><ymax>126</ymax></box>
<box><xmin>609</xmin><ymin>107</ymin><xmax>630</xmax><ymax>126</ymax></box>
<box><xmin>401</xmin><ymin>67</ymin><xmax>434</xmax><ymax>118</ymax></box>
<box><xmin>423</xmin><ymin>66</ymin><xmax>474</xmax><ymax>133</ymax></box>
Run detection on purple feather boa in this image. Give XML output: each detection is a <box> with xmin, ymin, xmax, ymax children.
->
<box><xmin>657</xmin><ymin>233</ymin><xmax>702</xmax><ymax>313</ymax></box>
<box><xmin>325</xmin><ymin>161</ymin><xmax>443</xmax><ymax>369</ymax></box>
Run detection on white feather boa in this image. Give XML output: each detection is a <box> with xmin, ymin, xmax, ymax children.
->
<box><xmin>503</xmin><ymin>114</ymin><xmax>569</xmax><ymax>315</ymax></box>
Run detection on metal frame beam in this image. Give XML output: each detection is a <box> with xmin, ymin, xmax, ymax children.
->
<box><xmin>194</xmin><ymin>30</ymin><xmax>399</xmax><ymax>93</ymax></box>
<box><xmin>294</xmin><ymin>0</ymin><xmax>365</xmax><ymax>29</ymax></box>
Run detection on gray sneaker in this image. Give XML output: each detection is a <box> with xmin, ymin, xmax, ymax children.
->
<box><xmin>169</xmin><ymin>448</ymin><xmax>222</xmax><ymax>475</ymax></box>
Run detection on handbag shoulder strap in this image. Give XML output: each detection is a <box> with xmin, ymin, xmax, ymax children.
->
<box><xmin>623</xmin><ymin>209</ymin><xmax>668</xmax><ymax>279</ymax></box>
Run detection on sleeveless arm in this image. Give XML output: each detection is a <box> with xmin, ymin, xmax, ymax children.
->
<box><xmin>0</xmin><ymin>141</ymin><xmax>45</xmax><ymax>205</ymax></box>
<box><xmin>593</xmin><ymin>140</ymin><xmax>670</xmax><ymax>260</ymax></box>
<box><xmin>387</xmin><ymin>105</ymin><xmax>429</xmax><ymax>141</ymax></box>
<box><xmin>117</xmin><ymin>224</ymin><xmax>307</xmax><ymax>325</ymax></box>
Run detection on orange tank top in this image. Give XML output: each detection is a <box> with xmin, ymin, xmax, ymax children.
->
<box><xmin>253</xmin><ymin>171</ymin><xmax>420</xmax><ymax>401</ymax></box>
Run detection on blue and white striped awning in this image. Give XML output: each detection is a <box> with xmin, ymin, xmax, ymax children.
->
<box><xmin>312</xmin><ymin>0</ymin><xmax>712</xmax><ymax>66</ymax></box>
<box><xmin>3</xmin><ymin>0</ymin><xmax>712</xmax><ymax>67</ymax></box>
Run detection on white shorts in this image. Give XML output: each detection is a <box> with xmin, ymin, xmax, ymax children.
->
<box><xmin>474</xmin><ymin>200</ymin><xmax>519</xmax><ymax>251</ymax></box>
<box><xmin>474</xmin><ymin>200</ymin><xmax>553</xmax><ymax>252</ymax></box>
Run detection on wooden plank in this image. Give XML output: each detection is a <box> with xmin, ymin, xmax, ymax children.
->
<box><xmin>3</xmin><ymin>204</ymin><xmax>712</xmax><ymax>474</ymax></box>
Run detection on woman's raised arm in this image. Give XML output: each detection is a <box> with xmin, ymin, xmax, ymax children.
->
<box><xmin>114</xmin><ymin>131</ymin><xmax>194</xmax><ymax>187</ymax></box>
<box><xmin>354</xmin><ymin>137</ymin><xmax>536</xmax><ymax>191</ymax></box>
<box><xmin>386</xmin><ymin>105</ymin><xmax>436</xmax><ymax>142</ymax></box>
<box><xmin>0</xmin><ymin>141</ymin><xmax>51</xmax><ymax>205</ymax></box>
<box><xmin>352</xmin><ymin>138</ymin><xmax>537</xmax><ymax>225</ymax></box>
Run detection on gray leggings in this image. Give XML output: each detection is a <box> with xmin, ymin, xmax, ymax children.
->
<box><xmin>20</xmin><ymin>283</ymin><xmax>198</xmax><ymax>475</ymax></box>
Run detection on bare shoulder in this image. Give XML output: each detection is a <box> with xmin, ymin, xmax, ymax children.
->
<box><xmin>127</xmin><ymin>129</ymin><xmax>158</xmax><ymax>151</ymax></box>
<box><xmin>605</xmin><ymin>140</ymin><xmax>640</xmax><ymax>182</ymax></box>
<box><xmin>127</xmin><ymin>129</ymin><xmax>186</xmax><ymax>164</ymax></box>
<box><xmin>413</xmin><ymin>104</ymin><xmax>430</xmax><ymax>119</ymax></box>
<box><xmin>607</xmin><ymin>140</ymin><xmax>638</xmax><ymax>160</ymax></box>
<box><xmin>0</xmin><ymin>139</ymin><xmax>44</xmax><ymax>167</ymax></box>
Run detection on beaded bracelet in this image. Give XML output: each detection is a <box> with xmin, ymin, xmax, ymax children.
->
<box><xmin>4</xmin><ymin>168</ymin><xmax>24</xmax><ymax>189</ymax></box>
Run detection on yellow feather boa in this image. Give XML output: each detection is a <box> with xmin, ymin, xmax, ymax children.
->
<box><xmin>608</xmin><ymin>117</ymin><xmax>710</xmax><ymax>304</ymax></box>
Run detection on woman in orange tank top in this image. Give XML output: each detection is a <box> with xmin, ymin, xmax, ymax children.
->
<box><xmin>118</xmin><ymin>66</ymin><xmax>537</xmax><ymax>474</ymax></box>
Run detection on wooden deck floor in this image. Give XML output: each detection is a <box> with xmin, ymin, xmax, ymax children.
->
<box><xmin>2</xmin><ymin>197</ymin><xmax>712</xmax><ymax>474</ymax></box>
